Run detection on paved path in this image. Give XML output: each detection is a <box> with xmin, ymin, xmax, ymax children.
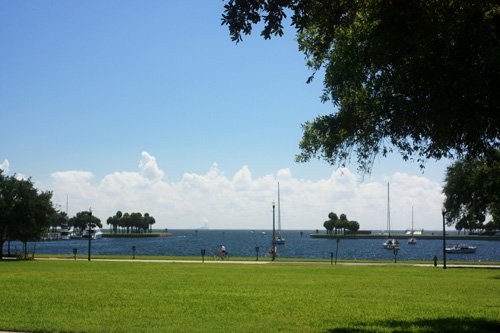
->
<box><xmin>30</xmin><ymin>257</ymin><xmax>500</xmax><ymax>268</ymax></box>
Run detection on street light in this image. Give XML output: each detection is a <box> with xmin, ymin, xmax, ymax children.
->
<box><xmin>271</xmin><ymin>200</ymin><xmax>276</xmax><ymax>261</ymax></box>
<box><xmin>393</xmin><ymin>246</ymin><xmax>399</xmax><ymax>263</ymax></box>
<box><xmin>88</xmin><ymin>208</ymin><xmax>92</xmax><ymax>262</ymax></box>
<box><xmin>442</xmin><ymin>209</ymin><xmax>447</xmax><ymax>269</ymax></box>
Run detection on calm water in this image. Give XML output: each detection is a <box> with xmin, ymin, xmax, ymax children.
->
<box><xmin>4</xmin><ymin>229</ymin><xmax>500</xmax><ymax>262</ymax></box>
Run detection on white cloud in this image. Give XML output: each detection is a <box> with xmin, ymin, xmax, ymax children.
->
<box><xmin>1</xmin><ymin>159</ymin><xmax>9</xmax><ymax>173</ymax></box>
<box><xmin>139</xmin><ymin>151</ymin><xmax>164</xmax><ymax>181</ymax></box>
<box><xmin>0</xmin><ymin>160</ymin><xmax>28</xmax><ymax>180</ymax></box>
<box><xmin>232</xmin><ymin>165</ymin><xmax>252</xmax><ymax>191</ymax></box>
<box><xmin>52</xmin><ymin>171</ymin><xmax>94</xmax><ymax>183</ymax></box>
<box><xmin>48</xmin><ymin>152</ymin><xmax>446</xmax><ymax>231</ymax></box>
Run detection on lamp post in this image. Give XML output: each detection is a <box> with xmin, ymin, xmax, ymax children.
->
<box><xmin>393</xmin><ymin>246</ymin><xmax>399</xmax><ymax>263</ymax></box>
<box><xmin>442</xmin><ymin>209</ymin><xmax>447</xmax><ymax>269</ymax></box>
<box><xmin>88</xmin><ymin>209</ymin><xmax>92</xmax><ymax>262</ymax></box>
<box><xmin>272</xmin><ymin>200</ymin><xmax>276</xmax><ymax>261</ymax></box>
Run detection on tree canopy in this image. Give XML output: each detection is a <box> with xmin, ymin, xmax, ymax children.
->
<box><xmin>106</xmin><ymin>211</ymin><xmax>156</xmax><ymax>233</ymax></box>
<box><xmin>222</xmin><ymin>0</ymin><xmax>500</xmax><ymax>172</ymax></box>
<box><xmin>69</xmin><ymin>211</ymin><xmax>102</xmax><ymax>231</ymax></box>
<box><xmin>0</xmin><ymin>172</ymin><xmax>55</xmax><ymax>258</ymax></box>
<box><xmin>323</xmin><ymin>211</ymin><xmax>359</xmax><ymax>234</ymax></box>
<box><xmin>443</xmin><ymin>150</ymin><xmax>500</xmax><ymax>233</ymax></box>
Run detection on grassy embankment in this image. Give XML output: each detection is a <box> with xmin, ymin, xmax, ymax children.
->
<box><xmin>0</xmin><ymin>260</ymin><xmax>499</xmax><ymax>332</ymax></box>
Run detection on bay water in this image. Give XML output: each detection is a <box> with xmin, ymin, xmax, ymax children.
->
<box><xmin>4</xmin><ymin>229</ymin><xmax>500</xmax><ymax>262</ymax></box>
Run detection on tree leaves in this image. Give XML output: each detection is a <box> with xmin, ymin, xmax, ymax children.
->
<box><xmin>222</xmin><ymin>0</ymin><xmax>500</xmax><ymax>173</ymax></box>
<box><xmin>443</xmin><ymin>150</ymin><xmax>500</xmax><ymax>231</ymax></box>
<box><xmin>0</xmin><ymin>172</ymin><xmax>55</xmax><ymax>258</ymax></box>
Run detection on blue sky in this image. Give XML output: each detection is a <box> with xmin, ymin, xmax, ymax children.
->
<box><xmin>1</xmin><ymin>1</ymin><xmax>451</xmax><ymax>230</ymax></box>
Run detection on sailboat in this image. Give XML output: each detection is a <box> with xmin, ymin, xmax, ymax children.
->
<box><xmin>408</xmin><ymin>206</ymin><xmax>417</xmax><ymax>245</ymax></box>
<box><xmin>59</xmin><ymin>194</ymin><xmax>73</xmax><ymax>240</ymax></box>
<box><xmin>274</xmin><ymin>182</ymin><xmax>285</xmax><ymax>245</ymax></box>
<box><xmin>383</xmin><ymin>183</ymin><xmax>400</xmax><ymax>249</ymax></box>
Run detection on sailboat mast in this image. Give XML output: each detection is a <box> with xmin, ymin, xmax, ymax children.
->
<box><xmin>278</xmin><ymin>182</ymin><xmax>281</xmax><ymax>232</ymax></box>
<box><xmin>387</xmin><ymin>183</ymin><xmax>391</xmax><ymax>238</ymax></box>
<box><xmin>65</xmin><ymin>194</ymin><xmax>69</xmax><ymax>223</ymax></box>
<box><xmin>411</xmin><ymin>205</ymin><xmax>414</xmax><ymax>235</ymax></box>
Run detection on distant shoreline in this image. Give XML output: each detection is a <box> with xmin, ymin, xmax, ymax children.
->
<box><xmin>309</xmin><ymin>234</ymin><xmax>500</xmax><ymax>241</ymax></box>
<box><xmin>102</xmin><ymin>232</ymin><xmax>171</xmax><ymax>238</ymax></box>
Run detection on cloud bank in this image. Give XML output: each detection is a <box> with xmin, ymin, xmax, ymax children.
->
<box><xmin>1</xmin><ymin>159</ymin><xmax>9</xmax><ymax>173</ymax></box>
<box><xmin>46</xmin><ymin>152</ymin><xmax>446</xmax><ymax>231</ymax></box>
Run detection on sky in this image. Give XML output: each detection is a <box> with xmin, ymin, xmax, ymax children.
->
<box><xmin>0</xmin><ymin>1</ymin><xmax>453</xmax><ymax>231</ymax></box>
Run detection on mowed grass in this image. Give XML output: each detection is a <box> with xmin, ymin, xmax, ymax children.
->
<box><xmin>0</xmin><ymin>261</ymin><xmax>499</xmax><ymax>333</ymax></box>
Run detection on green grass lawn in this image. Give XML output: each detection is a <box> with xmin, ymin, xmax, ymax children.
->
<box><xmin>0</xmin><ymin>261</ymin><xmax>499</xmax><ymax>333</ymax></box>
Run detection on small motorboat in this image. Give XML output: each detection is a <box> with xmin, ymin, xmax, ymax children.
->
<box><xmin>445</xmin><ymin>244</ymin><xmax>476</xmax><ymax>254</ymax></box>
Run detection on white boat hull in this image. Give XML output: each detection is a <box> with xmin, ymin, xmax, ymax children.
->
<box><xmin>446</xmin><ymin>244</ymin><xmax>476</xmax><ymax>254</ymax></box>
<box><xmin>274</xmin><ymin>237</ymin><xmax>285</xmax><ymax>245</ymax></box>
<box><xmin>82</xmin><ymin>226</ymin><xmax>103</xmax><ymax>240</ymax></box>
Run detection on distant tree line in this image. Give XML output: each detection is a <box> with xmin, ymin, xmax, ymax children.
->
<box><xmin>47</xmin><ymin>210</ymin><xmax>102</xmax><ymax>232</ymax></box>
<box><xmin>323</xmin><ymin>212</ymin><xmax>359</xmax><ymax>234</ymax></box>
<box><xmin>106</xmin><ymin>211</ymin><xmax>156</xmax><ymax>233</ymax></box>
<box><xmin>0</xmin><ymin>171</ymin><xmax>55</xmax><ymax>258</ymax></box>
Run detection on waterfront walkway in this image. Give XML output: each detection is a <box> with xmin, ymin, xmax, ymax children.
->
<box><xmin>30</xmin><ymin>257</ymin><xmax>500</xmax><ymax>269</ymax></box>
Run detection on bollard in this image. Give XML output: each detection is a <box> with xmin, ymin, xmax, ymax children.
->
<box><xmin>330</xmin><ymin>252</ymin><xmax>334</xmax><ymax>265</ymax></box>
<box><xmin>201</xmin><ymin>249</ymin><xmax>206</xmax><ymax>263</ymax></box>
<box><xmin>255</xmin><ymin>246</ymin><xmax>260</xmax><ymax>261</ymax></box>
<box><xmin>73</xmin><ymin>248</ymin><xmax>77</xmax><ymax>260</ymax></box>
<box><xmin>393</xmin><ymin>247</ymin><xmax>399</xmax><ymax>263</ymax></box>
<box><xmin>433</xmin><ymin>255</ymin><xmax>438</xmax><ymax>267</ymax></box>
<box><xmin>132</xmin><ymin>245</ymin><xmax>136</xmax><ymax>259</ymax></box>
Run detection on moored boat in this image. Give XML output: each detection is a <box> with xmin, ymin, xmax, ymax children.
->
<box><xmin>59</xmin><ymin>225</ymin><xmax>73</xmax><ymax>240</ymax></box>
<box><xmin>82</xmin><ymin>224</ymin><xmax>103</xmax><ymax>240</ymax></box>
<box><xmin>383</xmin><ymin>238</ymin><xmax>400</xmax><ymax>249</ymax></box>
<box><xmin>274</xmin><ymin>182</ymin><xmax>285</xmax><ymax>245</ymax></box>
<box><xmin>446</xmin><ymin>244</ymin><xmax>476</xmax><ymax>254</ymax></box>
<box><xmin>408</xmin><ymin>206</ymin><xmax>417</xmax><ymax>245</ymax></box>
<box><xmin>383</xmin><ymin>183</ymin><xmax>399</xmax><ymax>249</ymax></box>
<box><xmin>274</xmin><ymin>234</ymin><xmax>285</xmax><ymax>245</ymax></box>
